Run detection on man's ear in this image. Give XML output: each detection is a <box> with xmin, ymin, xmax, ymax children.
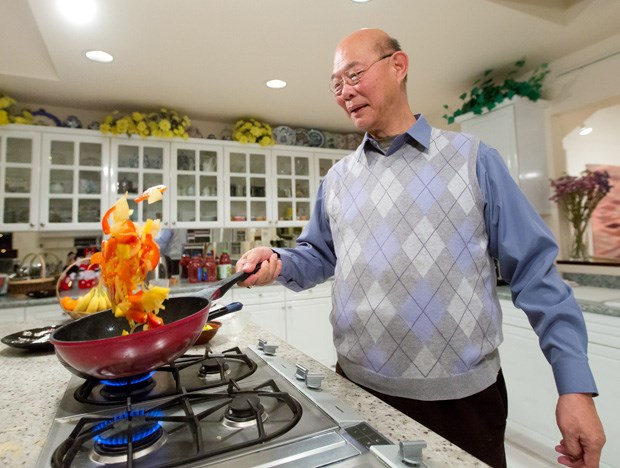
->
<box><xmin>391</xmin><ymin>51</ymin><xmax>409</xmax><ymax>83</ymax></box>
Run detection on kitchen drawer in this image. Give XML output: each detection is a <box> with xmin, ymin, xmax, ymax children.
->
<box><xmin>285</xmin><ymin>282</ymin><xmax>332</xmax><ymax>300</ymax></box>
<box><xmin>232</xmin><ymin>284</ymin><xmax>286</xmax><ymax>306</ymax></box>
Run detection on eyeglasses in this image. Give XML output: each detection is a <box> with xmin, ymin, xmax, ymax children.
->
<box><xmin>329</xmin><ymin>53</ymin><xmax>394</xmax><ymax>96</ymax></box>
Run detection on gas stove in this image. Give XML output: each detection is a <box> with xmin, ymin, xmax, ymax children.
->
<box><xmin>35</xmin><ymin>343</ymin><xmax>427</xmax><ymax>467</ymax></box>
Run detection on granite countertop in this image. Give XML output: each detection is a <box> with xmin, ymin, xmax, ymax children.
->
<box><xmin>0</xmin><ymin>318</ymin><xmax>485</xmax><ymax>467</ymax></box>
<box><xmin>3</xmin><ymin>280</ymin><xmax>619</xmax><ymax>318</ymax></box>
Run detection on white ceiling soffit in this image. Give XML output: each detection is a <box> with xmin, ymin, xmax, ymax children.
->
<box><xmin>0</xmin><ymin>0</ymin><xmax>57</xmax><ymax>80</ymax></box>
<box><xmin>488</xmin><ymin>0</ymin><xmax>593</xmax><ymax>24</ymax></box>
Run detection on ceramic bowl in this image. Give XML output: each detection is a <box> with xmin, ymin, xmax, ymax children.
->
<box><xmin>194</xmin><ymin>321</ymin><xmax>222</xmax><ymax>345</ymax></box>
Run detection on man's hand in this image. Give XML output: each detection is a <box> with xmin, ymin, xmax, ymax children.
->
<box><xmin>555</xmin><ymin>393</ymin><xmax>605</xmax><ymax>467</ymax></box>
<box><xmin>235</xmin><ymin>247</ymin><xmax>282</xmax><ymax>288</ymax></box>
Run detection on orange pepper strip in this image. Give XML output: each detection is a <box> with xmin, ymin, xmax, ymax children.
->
<box><xmin>134</xmin><ymin>185</ymin><xmax>167</xmax><ymax>203</ymax></box>
<box><xmin>101</xmin><ymin>205</ymin><xmax>116</xmax><ymax>234</ymax></box>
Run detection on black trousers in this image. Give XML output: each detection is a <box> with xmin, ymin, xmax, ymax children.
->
<box><xmin>336</xmin><ymin>363</ymin><xmax>508</xmax><ymax>468</ymax></box>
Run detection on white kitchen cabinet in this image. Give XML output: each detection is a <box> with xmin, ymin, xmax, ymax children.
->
<box><xmin>110</xmin><ymin>138</ymin><xmax>170</xmax><ymax>223</ymax></box>
<box><xmin>499</xmin><ymin>299</ymin><xmax>619</xmax><ymax>468</ymax></box>
<box><xmin>0</xmin><ymin>128</ymin><xmax>41</xmax><ymax>230</ymax></box>
<box><xmin>285</xmin><ymin>283</ymin><xmax>336</xmax><ymax>368</ymax></box>
<box><xmin>170</xmin><ymin>142</ymin><xmax>224</xmax><ymax>227</ymax></box>
<box><xmin>457</xmin><ymin>98</ymin><xmax>550</xmax><ymax>214</ymax></box>
<box><xmin>271</xmin><ymin>148</ymin><xmax>315</xmax><ymax>227</ymax></box>
<box><xmin>231</xmin><ymin>284</ymin><xmax>287</xmax><ymax>340</ymax></box>
<box><xmin>0</xmin><ymin>125</ymin><xmax>349</xmax><ymax>232</ymax></box>
<box><xmin>315</xmin><ymin>151</ymin><xmax>344</xmax><ymax>182</ymax></box>
<box><xmin>40</xmin><ymin>131</ymin><xmax>110</xmax><ymax>230</ymax></box>
<box><xmin>223</xmin><ymin>146</ymin><xmax>272</xmax><ymax>227</ymax></box>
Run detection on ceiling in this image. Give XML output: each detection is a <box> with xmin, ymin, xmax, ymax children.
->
<box><xmin>1</xmin><ymin>0</ymin><xmax>620</xmax><ymax>133</ymax></box>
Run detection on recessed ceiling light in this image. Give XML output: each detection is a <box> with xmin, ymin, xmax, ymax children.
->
<box><xmin>85</xmin><ymin>50</ymin><xmax>114</xmax><ymax>63</ymax></box>
<box><xmin>351</xmin><ymin>0</ymin><xmax>372</xmax><ymax>3</ymax></box>
<box><xmin>266</xmin><ymin>79</ymin><xmax>287</xmax><ymax>89</ymax></box>
<box><xmin>578</xmin><ymin>125</ymin><xmax>592</xmax><ymax>136</ymax></box>
<box><xmin>58</xmin><ymin>0</ymin><xmax>96</xmax><ymax>24</ymax></box>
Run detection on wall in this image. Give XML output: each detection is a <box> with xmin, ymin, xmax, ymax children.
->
<box><xmin>544</xmin><ymin>33</ymin><xmax>620</xmax><ymax>270</ymax></box>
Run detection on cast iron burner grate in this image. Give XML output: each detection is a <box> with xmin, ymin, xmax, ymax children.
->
<box><xmin>73</xmin><ymin>347</ymin><xmax>258</xmax><ymax>405</ymax></box>
<box><xmin>51</xmin><ymin>379</ymin><xmax>303</xmax><ymax>468</ymax></box>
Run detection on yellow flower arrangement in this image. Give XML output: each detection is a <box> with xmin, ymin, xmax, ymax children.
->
<box><xmin>100</xmin><ymin>108</ymin><xmax>191</xmax><ymax>139</ymax></box>
<box><xmin>232</xmin><ymin>118</ymin><xmax>274</xmax><ymax>146</ymax></box>
<box><xmin>0</xmin><ymin>92</ymin><xmax>34</xmax><ymax>125</ymax></box>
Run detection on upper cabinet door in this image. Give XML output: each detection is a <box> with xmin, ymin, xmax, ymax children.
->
<box><xmin>271</xmin><ymin>148</ymin><xmax>316</xmax><ymax>227</ymax></box>
<box><xmin>110</xmin><ymin>138</ymin><xmax>170</xmax><ymax>224</ymax></box>
<box><xmin>170</xmin><ymin>142</ymin><xmax>224</xmax><ymax>227</ymax></box>
<box><xmin>224</xmin><ymin>146</ymin><xmax>272</xmax><ymax>226</ymax></box>
<box><xmin>39</xmin><ymin>132</ymin><xmax>110</xmax><ymax>230</ymax></box>
<box><xmin>0</xmin><ymin>129</ymin><xmax>41</xmax><ymax>230</ymax></box>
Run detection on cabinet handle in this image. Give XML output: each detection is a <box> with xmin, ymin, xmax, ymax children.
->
<box><xmin>40</xmin><ymin>223</ymin><xmax>44</xmax><ymax>227</ymax></box>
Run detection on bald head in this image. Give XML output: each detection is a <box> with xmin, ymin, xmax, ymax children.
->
<box><xmin>336</xmin><ymin>29</ymin><xmax>400</xmax><ymax>59</ymax></box>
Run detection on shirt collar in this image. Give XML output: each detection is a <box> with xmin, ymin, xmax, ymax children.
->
<box><xmin>359</xmin><ymin>114</ymin><xmax>431</xmax><ymax>157</ymax></box>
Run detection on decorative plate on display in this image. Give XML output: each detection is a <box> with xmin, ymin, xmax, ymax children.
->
<box><xmin>63</xmin><ymin>115</ymin><xmax>82</xmax><ymax>128</ymax></box>
<box><xmin>294</xmin><ymin>128</ymin><xmax>310</xmax><ymax>146</ymax></box>
<box><xmin>272</xmin><ymin>126</ymin><xmax>296</xmax><ymax>145</ymax></box>
<box><xmin>307</xmin><ymin>129</ymin><xmax>325</xmax><ymax>147</ymax></box>
<box><xmin>345</xmin><ymin>133</ymin><xmax>363</xmax><ymax>149</ymax></box>
<box><xmin>31</xmin><ymin>109</ymin><xmax>62</xmax><ymax>127</ymax></box>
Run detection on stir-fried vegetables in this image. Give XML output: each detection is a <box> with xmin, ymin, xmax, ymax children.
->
<box><xmin>90</xmin><ymin>185</ymin><xmax>169</xmax><ymax>331</ymax></box>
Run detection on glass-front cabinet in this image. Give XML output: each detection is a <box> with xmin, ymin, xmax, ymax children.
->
<box><xmin>316</xmin><ymin>152</ymin><xmax>343</xmax><ymax>182</ymax></box>
<box><xmin>171</xmin><ymin>142</ymin><xmax>223</xmax><ymax>227</ymax></box>
<box><xmin>224</xmin><ymin>147</ymin><xmax>271</xmax><ymax>226</ymax></box>
<box><xmin>110</xmin><ymin>139</ymin><xmax>170</xmax><ymax>224</ymax></box>
<box><xmin>0</xmin><ymin>129</ymin><xmax>41</xmax><ymax>230</ymax></box>
<box><xmin>0</xmin><ymin>126</ymin><xmax>351</xmax><ymax>233</ymax></box>
<box><xmin>40</xmin><ymin>133</ymin><xmax>110</xmax><ymax>230</ymax></box>
<box><xmin>272</xmin><ymin>149</ymin><xmax>315</xmax><ymax>227</ymax></box>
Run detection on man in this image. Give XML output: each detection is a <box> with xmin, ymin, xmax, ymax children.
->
<box><xmin>237</xmin><ymin>29</ymin><xmax>605</xmax><ymax>467</ymax></box>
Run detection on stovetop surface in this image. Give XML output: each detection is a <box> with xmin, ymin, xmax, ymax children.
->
<box><xmin>35</xmin><ymin>346</ymin><xmax>396</xmax><ymax>467</ymax></box>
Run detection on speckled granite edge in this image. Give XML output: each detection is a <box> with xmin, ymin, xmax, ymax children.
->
<box><xmin>496</xmin><ymin>286</ymin><xmax>620</xmax><ymax>318</ymax></box>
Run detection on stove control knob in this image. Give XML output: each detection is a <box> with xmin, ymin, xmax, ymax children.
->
<box><xmin>400</xmin><ymin>440</ymin><xmax>427</xmax><ymax>467</ymax></box>
<box><xmin>263</xmin><ymin>344</ymin><xmax>279</xmax><ymax>355</ymax></box>
<box><xmin>305</xmin><ymin>373</ymin><xmax>325</xmax><ymax>389</ymax></box>
<box><xmin>257</xmin><ymin>338</ymin><xmax>267</xmax><ymax>350</ymax></box>
<box><xmin>295</xmin><ymin>363</ymin><xmax>309</xmax><ymax>381</ymax></box>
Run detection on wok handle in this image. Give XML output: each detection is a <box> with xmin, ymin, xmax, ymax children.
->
<box><xmin>209</xmin><ymin>265</ymin><xmax>261</xmax><ymax>300</ymax></box>
<box><xmin>186</xmin><ymin>264</ymin><xmax>262</xmax><ymax>300</ymax></box>
<box><xmin>209</xmin><ymin>301</ymin><xmax>243</xmax><ymax>320</ymax></box>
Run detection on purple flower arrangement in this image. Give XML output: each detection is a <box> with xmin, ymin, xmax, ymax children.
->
<box><xmin>550</xmin><ymin>169</ymin><xmax>612</xmax><ymax>260</ymax></box>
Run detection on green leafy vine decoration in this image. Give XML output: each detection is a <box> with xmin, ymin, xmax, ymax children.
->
<box><xmin>442</xmin><ymin>59</ymin><xmax>549</xmax><ymax>124</ymax></box>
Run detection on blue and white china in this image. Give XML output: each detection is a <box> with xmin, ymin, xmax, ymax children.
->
<box><xmin>273</xmin><ymin>126</ymin><xmax>296</xmax><ymax>145</ymax></box>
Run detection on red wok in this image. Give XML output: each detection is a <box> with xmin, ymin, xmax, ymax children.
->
<box><xmin>50</xmin><ymin>268</ymin><xmax>256</xmax><ymax>380</ymax></box>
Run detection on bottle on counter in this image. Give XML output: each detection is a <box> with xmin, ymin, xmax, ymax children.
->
<box><xmin>179</xmin><ymin>254</ymin><xmax>190</xmax><ymax>279</ymax></box>
<box><xmin>202</xmin><ymin>251</ymin><xmax>216</xmax><ymax>282</ymax></box>
<box><xmin>188</xmin><ymin>255</ymin><xmax>203</xmax><ymax>283</ymax></box>
<box><xmin>217</xmin><ymin>249</ymin><xmax>232</xmax><ymax>279</ymax></box>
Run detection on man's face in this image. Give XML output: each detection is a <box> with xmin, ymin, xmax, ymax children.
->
<box><xmin>332</xmin><ymin>43</ymin><xmax>395</xmax><ymax>135</ymax></box>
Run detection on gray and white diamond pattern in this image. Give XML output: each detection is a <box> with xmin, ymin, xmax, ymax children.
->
<box><xmin>327</xmin><ymin>130</ymin><xmax>501</xmax><ymax>379</ymax></box>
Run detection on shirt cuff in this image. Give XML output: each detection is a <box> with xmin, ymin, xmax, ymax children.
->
<box><xmin>552</xmin><ymin>358</ymin><xmax>599</xmax><ymax>396</ymax></box>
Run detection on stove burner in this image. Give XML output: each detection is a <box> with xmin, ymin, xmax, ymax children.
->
<box><xmin>223</xmin><ymin>395</ymin><xmax>268</xmax><ymax>428</ymax></box>
<box><xmin>98</xmin><ymin>372</ymin><xmax>156</xmax><ymax>401</ymax></box>
<box><xmin>90</xmin><ymin>409</ymin><xmax>167</xmax><ymax>464</ymax></box>
<box><xmin>198</xmin><ymin>358</ymin><xmax>230</xmax><ymax>380</ymax></box>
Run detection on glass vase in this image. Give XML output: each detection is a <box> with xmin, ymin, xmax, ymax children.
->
<box><xmin>568</xmin><ymin>221</ymin><xmax>590</xmax><ymax>261</ymax></box>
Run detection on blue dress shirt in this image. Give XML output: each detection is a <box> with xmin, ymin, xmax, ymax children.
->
<box><xmin>275</xmin><ymin>115</ymin><xmax>597</xmax><ymax>397</ymax></box>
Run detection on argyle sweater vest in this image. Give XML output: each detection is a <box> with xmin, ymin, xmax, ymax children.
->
<box><xmin>323</xmin><ymin>129</ymin><xmax>502</xmax><ymax>400</ymax></box>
